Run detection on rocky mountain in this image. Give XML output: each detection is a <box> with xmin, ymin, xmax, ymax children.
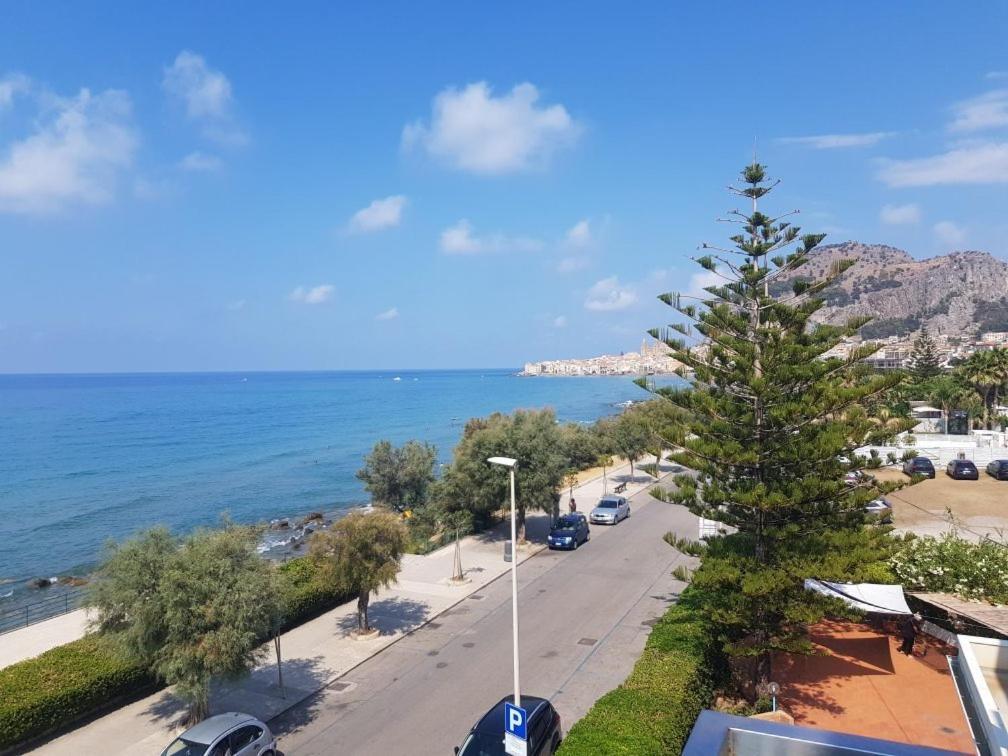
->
<box><xmin>777</xmin><ymin>242</ymin><xmax>1008</xmax><ymax>338</ymax></box>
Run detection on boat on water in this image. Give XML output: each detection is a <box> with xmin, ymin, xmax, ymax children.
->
<box><xmin>393</xmin><ymin>376</ymin><xmax>402</xmax><ymax>382</ymax></box>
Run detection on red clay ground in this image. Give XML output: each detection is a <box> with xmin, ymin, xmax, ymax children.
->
<box><xmin>774</xmin><ymin>620</ymin><xmax>974</xmax><ymax>754</ymax></box>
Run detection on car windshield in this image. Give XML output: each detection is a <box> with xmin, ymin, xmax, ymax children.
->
<box><xmin>598</xmin><ymin>501</ymin><xmax>618</xmax><ymax>508</ymax></box>
<box><xmin>458</xmin><ymin>731</ymin><xmax>505</xmax><ymax>756</ymax></box>
<box><xmin>554</xmin><ymin>515</ymin><xmax>580</xmax><ymax>528</ymax></box>
<box><xmin>162</xmin><ymin>737</ymin><xmax>208</xmax><ymax>756</ymax></box>
<box><xmin>957</xmin><ymin>462</ymin><xmax>976</xmax><ymax>469</ymax></box>
<box><xmin>913</xmin><ymin>459</ymin><xmax>931</xmax><ymax>467</ymax></box>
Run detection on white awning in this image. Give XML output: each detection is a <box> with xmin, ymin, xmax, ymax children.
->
<box><xmin>911</xmin><ymin>405</ymin><xmax>942</xmax><ymax>414</ymax></box>
<box><xmin>804</xmin><ymin>579</ymin><xmax>912</xmax><ymax>615</ymax></box>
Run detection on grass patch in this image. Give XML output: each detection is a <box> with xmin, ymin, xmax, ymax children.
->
<box><xmin>664</xmin><ymin>532</ymin><xmax>706</xmax><ymax>557</ymax></box>
<box><xmin>558</xmin><ymin>599</ymin><xmax>719</xmax><ymax>755</ymax></box>
<box><xmin>649</xmin><ymin>485</ymin><xmax>674</xmax><ymax>502</ymax></box>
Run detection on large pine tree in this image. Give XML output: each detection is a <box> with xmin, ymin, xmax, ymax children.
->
<box><xmin>910</xmin><ymin>325</ymin><xmax>942</xmax><ymax>381</ymax></box>
<box><xmin>643</xmin><ymin>163</ymin><xmax>913</xmax><ymax>692</ymax></box>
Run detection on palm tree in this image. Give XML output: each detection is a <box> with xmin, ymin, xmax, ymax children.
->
<box><xmin>927</xmin><ymin>375</ymin><xmax>974</xmax><ymax>433</ymax></box>
<box><xmin>958</xmin><ymin>351</ymin><xmax>1001</xmax><ymax>429</ymax></box>
<box><xmin>989</xmin><ymin>348</ymin><xmax>1008</xmax><ymax>415</ymax></box>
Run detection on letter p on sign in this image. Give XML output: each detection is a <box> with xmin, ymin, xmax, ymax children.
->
<box><xmin>504</xmin><ymin>701</ymin><xmax>528</xmax><ymax>755</ymax></box>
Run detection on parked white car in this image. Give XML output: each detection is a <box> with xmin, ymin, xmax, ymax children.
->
<box><xmin>589</xmin><ymin>495</ymin><xmax>630</xmax><ymax>525</ymax></box>
<box><xmin>161</xmin><ymin>712</ymin><xmax>277</xmax><ymax>756</ymax></box>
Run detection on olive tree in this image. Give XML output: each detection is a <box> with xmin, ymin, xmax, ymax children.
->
<box><xmin>88</xmin><ymin>524</ymin><xmax>281</xmax><ymax>724</ymax></box>
<box><xmin>309</xmin><ymin>510</ymin><xmax>408</xmax><ymax>634</ymax></box>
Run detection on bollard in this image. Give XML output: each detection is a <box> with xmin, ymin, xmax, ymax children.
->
<box><xmin>504</xmin><ymin>539</ymin><xmax>513</xmax><ymax>563</ymax></box>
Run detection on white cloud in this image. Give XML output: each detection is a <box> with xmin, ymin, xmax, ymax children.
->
<box><xmin>162</xmin><ymin>51</ymin><xmax>246</xmax><ymax>146</ymax></box>
<box><xmin>880</xmin><ymin>203</ymin><xmax>922</xmax><ymax>225</ymax></box>
<box><xmin>0</xmin><ymin>73</ymin><xmax>29</xmax><ymax>109</ymax></box>
<box><xmin>685</xmin><ymin>270</ymin><xmax>723</xmax><ymax>297</ymax></box>
<box><xmin>949</xmin><ymin>89</ymin><xmax>1008</xmax><ymax>132</ymax></box>
<box><xmin>584</xmin><ymin>276</ymin><xmax>637</xmax><ymax>312</ymax></box>
<box><xmin>349</xmin><ymin>195</ymin><xmax>407</xmax><ymax>233</ymax></box>
<box><xmin>933</xmin><ymin>220</ymin><xmax>967</xmax><ymax>247</ymax></box>
<box><xmin>402</xmin><ymin>81</ymin><xmax>580</xmax><ymax>174</ymax></box>
<box><xmin>376</xmin><ymin>306</ymin><xmax>399</xmax><ymax>321</ymax></box>
<box><xmin>876</xmin><ymin>142</ymin><xmax>1008</xmax><ymax>186</ymax></box>
<box><xmin>439</xmin><ymin>219</ymin><xmax>543</xmax><ymax>255</ymax></box>
<box><xmin>553</xmin><ymin>315</ymin><xmax>567</xmax><ymax>328</ymax></box>
<box><xmin>557</xmin><ymin>255</ymin><xmax>590</xmax><ymax>273</ymax></box>
<box><xmin>290</xmin><ymin>284</ymin><xmax>334</xmax><ymax>304</ymax></box>
<box><xmin>777</xmin><ymin>132</ymin><xmax>895</xmax><ymax>149</ymax></box>
<box><xmin>179</xmin><ymin>151</ymin><xmax>222</xmax><ymax>172</ymax></box>
<box><xmin>0</xmin><ymin>87</ymin><xmax>137</xmax><ymax>214</ymax></box>
<box><xmin>564</xmin><ymin>219</ymin><xmax>592</xmax><ymax>247</ymax></box>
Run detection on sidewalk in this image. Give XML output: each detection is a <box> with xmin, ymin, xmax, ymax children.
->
<box><xmin>28</xmin><ymin>461</ymin><xmax>661</xmax><ymax>755</ymax></box>
<box><xmin>0</xmin><ymin>607</ymin><xmax>91</xmax><ymax>669</ymax></box>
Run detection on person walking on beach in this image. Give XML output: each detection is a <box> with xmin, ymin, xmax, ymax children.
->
<box><xmin>899</xmin><ymin>612</ymin><xmax>922</xmax><ymax>655</ymax></box>
<box><xmin>569</xmin><ymin>497</ymin><xmax>577</xmax><ymax>513</ymax></box>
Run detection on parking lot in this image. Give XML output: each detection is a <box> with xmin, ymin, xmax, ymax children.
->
<box><xmin>872</xmin><ymin>466</ymin><xmax>1008</xmax><ymax>541</ymax></box>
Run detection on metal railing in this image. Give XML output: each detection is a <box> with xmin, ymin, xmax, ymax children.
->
<box><xmin>0</xmin><ymin>586</ymin><xmax>87</xmax><ymax>635</ymax></box>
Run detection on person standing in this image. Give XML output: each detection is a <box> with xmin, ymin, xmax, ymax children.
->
<box><xmin>899</xmin><ymin>613</ymin><xmax>921</xmax><ymax>655</ymax></box>
<box><xmin>569</xmin><ymin>497</ymin><xmax>577</xmax><ymax>513</ymax></box>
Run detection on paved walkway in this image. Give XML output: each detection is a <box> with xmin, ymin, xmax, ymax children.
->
<box><xmin>27</xmin><ymin>461</ymin><xmax>663</xmax><ymax>755</ymax></box>
<box><xmin>0</xmin><ymin>608</ymin><xmax>91</xmax><ymax>669</ymax></box>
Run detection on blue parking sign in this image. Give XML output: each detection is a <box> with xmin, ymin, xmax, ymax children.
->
<box><xmin>505</xmin><ymin>701</ymin><xmax>527</xmax><ymax>740</ymax></box>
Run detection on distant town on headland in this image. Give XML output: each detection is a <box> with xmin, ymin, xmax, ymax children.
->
<box><xmin>521</xmin><ymin>339</ymin><xmax>681</xmax><ymax>376</ymax></box>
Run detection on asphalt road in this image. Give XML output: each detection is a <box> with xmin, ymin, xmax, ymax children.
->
<box><xmin>271</xmin><ymin>486</ymin><xmax>699</xmax><ymax>755</ymax></box>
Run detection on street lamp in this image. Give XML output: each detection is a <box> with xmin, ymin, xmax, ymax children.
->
<box><xmin>488</xmin><ymin>455</ymin><xmax>521</xmax><ymax>708</ymax></box>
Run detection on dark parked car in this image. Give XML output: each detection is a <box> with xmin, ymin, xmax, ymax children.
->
<box><xmin>986</xmin><ymin>459</ymin><xmax>1008</xmax><ymax>481</ymax></box>
<box><xmin>902</xmin><ymin>456</ymin><xmax>935</xmax><ymax>479</ymax></box>
<box><xmin>946</xmin><ymin>459</ymin><xmax>979</xmax><ymax>480</ymax></box>
<box><xmin>456</xmin><ymin>696</ymin><xmax>562</xmax><ymax>756</ymax></box>
<box><xmin>547</xmin><ymin>513</ymin><xmax>589</xmax><ymax>550</ymax></box>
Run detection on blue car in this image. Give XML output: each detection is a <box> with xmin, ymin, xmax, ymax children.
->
<box><xmin>547</xmin><ymin>513</ymin><xmax>590</xmax><ymax>550</ymax></box>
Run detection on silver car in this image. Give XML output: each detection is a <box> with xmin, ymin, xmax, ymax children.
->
<box><xmin>161</xmin><ymin>712</ymin><xmax>277</xmax><ymax>756</ymax></box>
<box><xmin>864</xmin><ymin>497</ymin><xmax>893</xmax><ymax>524</ymax></box>
<box><xmin>590</xmin><ymin>495</ymin><xmax>630</xmax><ymax>525</ymax></box>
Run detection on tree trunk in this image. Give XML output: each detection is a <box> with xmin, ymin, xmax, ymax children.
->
<box><xmin>185</xmin><ymin>679</ymin><xmax>209</xmax><ymax>726</ymax></box>
<box><xmin>755</xmin><ymin>650</ymin><xmax>772</xmax><ymax>696</ymax></box>
<box><xmin>517</xmin><ymin>505</ymin><xmax>527</xmax><ymax>543</ymax></box>
<box><xmin>357</xmin><ymin>590</ymin><xmax>370</xmax><ymax>632</ymax></box>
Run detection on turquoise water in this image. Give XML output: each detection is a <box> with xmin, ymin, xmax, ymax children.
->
<box><xmin>0</xmin><ymin>370</ymin><xmax>656</xmax><ymax>589</ymax></box>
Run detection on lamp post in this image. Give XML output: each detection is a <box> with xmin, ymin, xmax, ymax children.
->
<box><xmin>488</xmin><ymin>455</ymin><xmax>520</xmax><ymax>708</ymax></box>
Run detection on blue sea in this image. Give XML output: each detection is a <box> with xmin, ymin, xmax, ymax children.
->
<box><xmin>0</xmin><ymin>370</ymin><xmax>657</xmax><ymax>594</ymax></box>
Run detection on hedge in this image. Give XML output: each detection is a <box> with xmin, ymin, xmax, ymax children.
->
<box><xmin>558</xmin><ymin>601</ymin><xmax>718</xmax><ymax>755</ymax></box>
<box><xmin>0</xmin><ymin>556</ymin><xmax>348</xmax><ymax>753</ymax></box>
<box><xmin>277</xmin><ymin>555</ymin><xmax>353</xmax><ymax>630</ymax></box>
<box><xmin>0</xmin><ymin>634</ymin><xmax>155</xmax><ymax>753</ymax></box>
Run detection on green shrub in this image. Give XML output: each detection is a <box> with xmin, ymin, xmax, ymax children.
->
<box><xmin>664</xmin><ymin>533</ymin><xmax>706</xmax><ymax>557</ymax></box>
<box><xmin>278</xmin><ymin>556</ymin><xmax>354</xmax><ymax>630</ymax></box>
<box><xmin>558</xmin><ymin>601</ymin><xmax>718</xmax><ymax>755</ymax></box>
<box><xmin>890</xmin><ymin>532</ymin><xmax>1008</xmax><ymax>604</ymax></box>
<box><xmin>649</xmin><ymin>485</ymin><xmax>674</xmax><ymax>502</ymax></box>
<box><xmin>0</xmin><ymin>635</ymin><xmax>154</xmax><ymax>751</ymax></box>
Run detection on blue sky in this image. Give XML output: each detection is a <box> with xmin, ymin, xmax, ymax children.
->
<box><xmin>1</xmin><ymin>2</ymin><xmax>1006</xmax><ymax>372</ymax></box>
